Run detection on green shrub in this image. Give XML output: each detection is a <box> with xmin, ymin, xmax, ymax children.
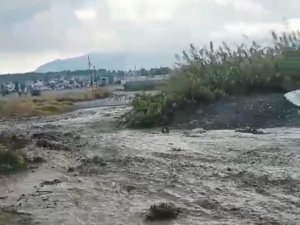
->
<box><xmin>122</xmin><ymin>93</ymin><xmax>167</xmax><ymax>128</ymax></box>
<box><xmin>0</xmin><ymin>145</ymin><xmax>26</xmax><ymax>173</ymax></box>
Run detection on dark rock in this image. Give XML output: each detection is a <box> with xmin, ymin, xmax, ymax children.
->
<box><xmin>32</xmin><ymin>132</ymin><xmax>79</xmax><ymax>151</ymax></box>
<box><xmin>74</xmin><ymin>135</ymin><xmax>81</xmax><ymax>140</ymax></box>
<box><xmin>194</xmin><ymin>198</ymin><xmax>221</xmax><ymax>210</ymax></box>
<box><xmin>41</xmin><ymin>179</ymin><xmax>61</xmax><ymax>187</ymax></box>
<box><xmin>162</xmin><ymin>127</ymin><xmax>170</xmax><ymax>134</ymax></box>
<box><xmin>171</xmin><ymin>147</ymin><xmax>184</xmax><ymax>152</ymax></box>
<box><xmin>17</xmin><ymin>194</ymin><xmax>26</xmax><ymax>202</ymax></box>
<box><xmin>125</xmin><ymin>185</ymin><xmax>136</xmax><ymax>193</ymax></box>
<box><xmin>215</xmin><ymin>187</ymin><xmax>222</xmax><ymax>192</ymax></box>
<box><xmin>32</xmin><ymin>156</ymin><xmax>46</xmax><ymax>164</ymax></box>
<box><xmin>82</xmin><ymin>156</ymin><xmax>107</xmax><ymax>166</ymax></box>
<box><xmin>36</xmin><ymin>140</ymin><xmax>54</xmax><ymax>149</ymax></box>
<box><xmin>36</xmin><ymin>140</ymin><xmax>71</xmax><ymax>151</ymax></box>
<box><xmin>31</xmin><ymin>132</ymin><xmax>60</xmax><ymax>141</ymax></box>
<box><xmin>255</xmin><ymin>188</ymin><xmax>269</xmax><ymax>195</ymax></box>
<box><xmin>67</xmin><ymin>167</ymin><xmax>75</xmax><ymax>173</ymax></box>
<box><xmin>42</xmin><ymin>197</ymin><xmax>49</xmax><ymax>202</ymax></box>
<box><xmin>146</xmin><ymin>203</ymin><xmax>180</xmax><ymax>221</ymax></box>
<box><xmin>76</xmin><ymin>156</ymin><xmax>107</xmax><ymax>175</ymax></box>
<box><xmin>235</xmin><ymin>126</ymin><xmax>265</xmax><ymax>135</ymax></box>
<box><xmin>63</xmin><ymin>132</ymin><xmax>80</xmax><ymax>140</ymax></box>
<box><xmin>28</xmin><ymin>166</ymin><xmax>38</xmax><ymax>170</ymax></box>
<box><xmin>225</xmin><ymin>205</ymin><xmax>240</xmax><ymax>211</ymax></box>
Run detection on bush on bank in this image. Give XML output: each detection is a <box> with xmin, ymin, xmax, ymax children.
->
<box><xmin>0</xmin><ymin>144</ymin><xmax>26</xmax><ymax>173</ymax></box>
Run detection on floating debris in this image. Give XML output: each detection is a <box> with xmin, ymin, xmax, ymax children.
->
<box><xmin>162</xmin><ymin>127</ymin><xmax>170</xmax><ymax>134</ymax></box>
<box><xmin>235</xmin><ymin>127</ymin><xmax>265</xmax><ymax>135</ymax></box>
<box><xmin>146</xmin><ymin>203</ymin><xmax>180</xmax><ymax>221</ymax></box>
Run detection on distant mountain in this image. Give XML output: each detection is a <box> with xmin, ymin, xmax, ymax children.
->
<box><xmin>35</xmin><ymin>52</ymin><xmax>173</xmax><ymax>72</ymax></box>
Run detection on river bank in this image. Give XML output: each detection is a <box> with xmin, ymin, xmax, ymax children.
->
<box><xmin>171</xmin><ymin>93</ymin><xmax>300</xmax><ymax>129</ymax></box>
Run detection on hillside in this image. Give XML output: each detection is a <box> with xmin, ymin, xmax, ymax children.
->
<box><xmin>35</xmin><ymin>52</ymin><xmax>173</xmax><ymax>72</ymax></box>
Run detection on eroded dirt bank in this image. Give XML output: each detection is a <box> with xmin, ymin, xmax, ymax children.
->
<box><xmin>0</xmin><ymin>106</ymin><xmax>299</xmax><ymax>225</ymax></box>
<box><xmin>172</xmin><ymin>94</ymin><xmax>300</xmax><ymax>129</ymax></box>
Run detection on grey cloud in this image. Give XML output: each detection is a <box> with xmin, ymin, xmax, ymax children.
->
<box><xmin>0</xmin><ymin>0</ymin><xmax>113</xmax><ymax>53</ymax></box>
<box><xmin>0</xmin><ymin>0</ymin><xmax>85</xmax><ymax>52</ymax></box>
<box><xmin>0</xmin><ymin>0</ymin><xmax>50</xmax><ymax>25</ymax></box>
<box><xmin>0</xmin><ymin>0</ymin><xmax>299</xmax><ymax>73</ymax></box>
<box><xmin>261</xmin><ymin>0</ymin><xmax>300</xmax><ymax>19</ymax></box>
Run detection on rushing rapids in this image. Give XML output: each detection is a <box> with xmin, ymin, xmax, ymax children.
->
<box><xmin>0</xmin><ymin>104</ymin><xmax>299</xmax><ymax>225</ymax></box>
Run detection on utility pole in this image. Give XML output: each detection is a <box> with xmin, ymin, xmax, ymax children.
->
<box><xmin>88</xmin><ymin>55</ymin><xmax>93</xmax><ymax>90</ymax></box>
<box><xmin>93</xmin><ymin>66</ymin><xmax>97</xmax><ymax>87</ymax></box>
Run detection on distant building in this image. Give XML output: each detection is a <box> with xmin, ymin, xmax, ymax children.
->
<box><xmin>7</xmin><ymin>83</ymin><xmax>15</xmax><ymax>92</ymax></box>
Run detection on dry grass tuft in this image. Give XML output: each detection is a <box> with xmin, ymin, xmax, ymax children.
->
<box><xmin>0</xmin><ymin>88</ymin><xmax>111</xmax><ymax>118</ymax></box>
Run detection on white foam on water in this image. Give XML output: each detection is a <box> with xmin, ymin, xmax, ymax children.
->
<box><xmin>284</xmin><ymin>90</ymin><xmax>300</xmax><ymax>107</ymax></box>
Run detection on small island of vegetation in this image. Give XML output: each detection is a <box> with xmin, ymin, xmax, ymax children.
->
<box><xmin>122</xmin><ymin>31</ymin><xmax>300</xmax><ymax>128</ymax></box>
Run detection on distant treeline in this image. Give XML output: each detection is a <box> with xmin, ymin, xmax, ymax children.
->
<box><xmin>0</xmin><ymin>67</ymin><xmax>172</xmax><ymax>83</ymax></box>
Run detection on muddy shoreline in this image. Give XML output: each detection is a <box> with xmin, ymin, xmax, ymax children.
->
<box><xmin>0</xmin><ymin>104</ymin><xmax>299</xmax><ymax>225</ymax></box>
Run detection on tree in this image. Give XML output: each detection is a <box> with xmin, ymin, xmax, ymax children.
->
<box><xmin>140</xmin><ymin>68</ymin><xmax>148</xmax><ymax>76</ymax></box>
<box><xmin>43</xmin><ymin>75</ymin><xmax>49</xmax><ymax>83</ymax></box>
<box><xmin>160</xmin><ymin>67</ymin><xmax>171</xmax><ymax>75</ymax></box>
<box><xmin>98</xmin><ymin>69</ymin><xmax>107</xmax><ymax>76</ymax></box>
<box><xmin>107</xmin><ymin>74</ymin><xmax>114</xmax><ymax>84</ymax></box>
<box><xmin>14</xmin><ymin>81</ymin><xmax>19</xmax><ymax>92</ymax></box>
<box><xmin>20</xmin><ymin>83</ymin><xmax>26</xmax><ymax>92</ymax></box>
<box><xmin>117</xmin><ymin>70</ymin><xmax>125</xmax><ymax>77</ymax></box>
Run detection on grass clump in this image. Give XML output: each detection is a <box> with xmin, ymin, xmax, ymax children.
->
<box><xmin>123</xmin><ymin>31</ymin><xmax>300</xmax><ymax>128</ymax></box>
<box><xmin>0</xmin><ymin>144</ymin><xmax>26</xmax><ymax>173</ymax></box>
<box><xmin>55</xmin><ymin>88</ymin><xmax>111</xmax><ymax>102</ymax></box>
<box><xmin>0</xmin><ymin>88</ymin><xmax>111</xmax><ymax>118</ymax></box>
<box><xmin>121</xmin><ymin>94</ymin><xmax>167</xmax><ymax>128</ymax></box>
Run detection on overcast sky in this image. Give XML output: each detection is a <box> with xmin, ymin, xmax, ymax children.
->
<box><xmin>0</xmin><ymin>0</ymin><xmax>300</xmax><ymax>73</ymax></box>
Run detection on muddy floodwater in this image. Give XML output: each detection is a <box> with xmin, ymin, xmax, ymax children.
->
<box><xmin>0</xmin><ymin>105</ymin><xmax>299</xmax><ymax>225</ymax></box>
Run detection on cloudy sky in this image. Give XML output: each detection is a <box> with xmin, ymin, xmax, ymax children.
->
<box><xmin>0</xmin><ymin>0</ymin><xmax>300</xmax><ymax>73</ymax></box>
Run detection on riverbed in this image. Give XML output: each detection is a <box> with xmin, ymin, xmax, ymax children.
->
<box><xmin>0</xmin><ymin>105</ymin><xmax>299</xmax><ymax>225</ymax></box>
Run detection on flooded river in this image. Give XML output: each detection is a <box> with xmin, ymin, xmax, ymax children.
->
<box><xmin>0</xmin><ymin>105</ymin><xmax>299</xmax><ymax>225</ymax></box>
